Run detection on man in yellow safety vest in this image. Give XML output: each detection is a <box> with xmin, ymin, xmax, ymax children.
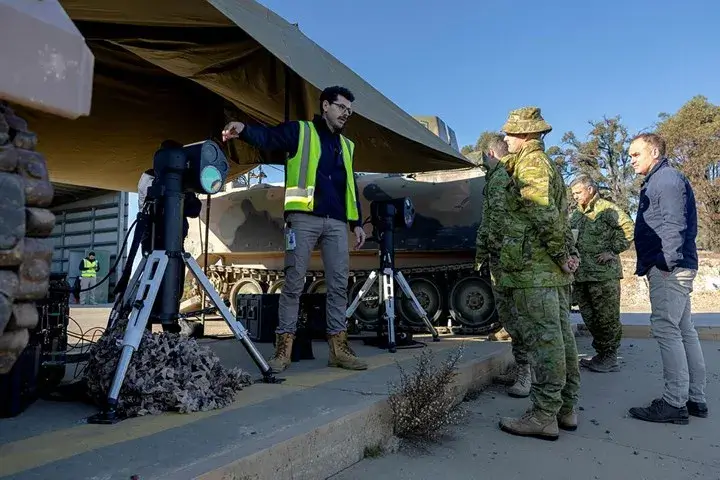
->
<box><xmin>79</xmin><ymin>251</ymin><xmax>99</xmax><ymax>305</ymax></box>
<box><xmin>222</xmin><ymin>86</ymin><xmax>368</xmax><ymax>373</ymax></box>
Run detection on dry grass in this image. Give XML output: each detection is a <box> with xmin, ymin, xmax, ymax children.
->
<box><xmin>387</xmin><ymin>346</ymin><xmax>466</xmax><ymax>444</ymax></box>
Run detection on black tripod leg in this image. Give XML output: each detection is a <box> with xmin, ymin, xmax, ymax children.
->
<box><xmin>381</xmin><ymin>269</ymin><xmax>397</xmax><ymax>353</ymax></box>
<box><xmin>88</xmin><ymin>251</ymin><xmax>168</xmax><ymax>424</ymax></box>
<box><xmin>107</xmin><ymin>256</ymin><xmax>147</xmax><ymax>331</ymax></box>
<box><xmin>182</xmin><ymin>253</ymin><xmax>279</xmax><ymax>383</ymax></box>
<box><xmin>395</xmin><ymin>271</ymin><xmax>440</xmax><ymax>341</ymax></box>
<box><xmin>345</xmin><ymin>270</ymin><xmax>377</xmax><ymax>319</ymax></box>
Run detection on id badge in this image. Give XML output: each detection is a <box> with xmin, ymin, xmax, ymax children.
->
<box><xmin>285</xmin><ymin>227</ymin><xmax>296</xmax><ymax>251</ymax></box>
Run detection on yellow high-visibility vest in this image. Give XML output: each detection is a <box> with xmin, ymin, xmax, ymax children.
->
<box><xmin>283</xmin><ymin>121</ymin><xmax>359</xmax><ymax>221</ymax></box>
<box><xmin>82</xmin><ymin>259</ymin><xmax>97</xmax><ymax>277</ymax></box>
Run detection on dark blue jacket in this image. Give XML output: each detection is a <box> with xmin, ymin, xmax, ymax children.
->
<box><xmin>634</xmin><ymin>159</ymin><xmax>698</xmax><ymax>276</ymax></box>
<box><xmin>240</xmin><ymin>115</ymin><xmax>362</xmax><ymax>230</ymax></box>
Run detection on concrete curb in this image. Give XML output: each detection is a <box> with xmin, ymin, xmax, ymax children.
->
<box><xmin>573</xmin><ymin>323</ymin><xmax>720</xmax><ymax>341</ymax></box>
<box><xmin>194</xmin><ymin>346</ymin><xmax>514</xmax><ymax>480</ymax></box>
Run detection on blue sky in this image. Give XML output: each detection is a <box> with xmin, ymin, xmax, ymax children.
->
<box><xmin>255</xmin><ymin>0</ymin><xmax>717</xmax><ymax>158</ymax></box>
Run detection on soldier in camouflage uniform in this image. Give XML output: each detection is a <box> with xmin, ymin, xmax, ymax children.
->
<box><xmin>474</xmin><ymin>133</ymin><xmax>531</xmax><ymax>398</ymax></box>
<box><xmin>496</xmin><ymin>107</ymin><xmax>582</xmax><ymax>441</ymax></box>
<box><xmin>570</xmin><ymin>174</ymin><xmax>635</xmax><ymax>372</ymax></box>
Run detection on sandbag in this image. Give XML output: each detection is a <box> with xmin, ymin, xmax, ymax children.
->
<box><xmin>0</xmin><ymin>173</ymin><xmax>26</xmax><ymax>254</ymax></box>
<box><xmin>0</xmin><ymin>144</ymin><xmax>18</xmax><ymax>172</ymax></box>
<box><xmin>0</xmin><ymin>328</ymin><xmax>29</xmax><ymax>375</ymax></box>
<box><xmin>25</xmin><ymin>207</ymin><xmax>55</xmax><ymax>238</ymax></box>
<box><xmin>7</xmin><ymin>302</ymin><xmax>38</xmax><ymax>330</ymax></box>
<box><xmin>16</xmin><ymin>149</ymin><xmax>53</xmax><ymax>207</ymax></box>
<box><xmin>0</xmin><ymin>270</ymin><xmax>18</xmax><ymax>335</ymax></box>
<box><xmin>3</xmin><ymin>111</ymin><xmax>28</xmax><ymax>133</ymax></box>
<box><xmin>0</xmin><ymin>107</ymin><xmax>8</xmax><ymax>145</ymax></box>
<box><xmin>0</xmin><ymin>103</ymin><xmax>52</xmax><ymax>375</ymax></box>
<box><xmin>0</xmin><ymin>294</ymin><xmax>11</xmax><ymax>336</ymax></box>
<box><xmin>15</xmin><ymin>237</ymin><xmax>52</xmax><ymax>301</ymax></box>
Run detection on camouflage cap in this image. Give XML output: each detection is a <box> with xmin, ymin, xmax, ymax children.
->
<box><xmin>501</xmin><ymin>106</ymin><xmax>552</xmax><ymax>135</ymax></box>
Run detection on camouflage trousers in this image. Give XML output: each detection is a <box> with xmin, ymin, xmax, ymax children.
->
<box><xmin>509</xmin><ymin>285</ymin><xmax>581</xmax><ymax>417</ymax></box>
<box><xmin>489</xmin><ymin>258</ymin><xmax>527</xmax><ymax>365</ymax></box>
<box><xmin>574</xmin><ymin>280</ymin><xmax>622</xmax><ymax>356</ymax></box>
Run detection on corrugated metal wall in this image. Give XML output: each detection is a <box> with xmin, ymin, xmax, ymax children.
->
<box><xmin>50</xmin><ymin>192</ymin><xmax>130</xmax><ymax>304</ymax></box>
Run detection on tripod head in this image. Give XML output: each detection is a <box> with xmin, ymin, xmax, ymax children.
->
<box><xmin>147</xmin><ymin>139</ymin><xmax>230</xmax><ymax>326</ymax></box>
<box><xmin>369</xmin><ymin>197</ymin><xmax>415</xmax><ymax>233</ymax></box>
<box><xmin>369</xmin><ymin>197</ymin><xmax>415</xmax><ymax>270</ymax></box>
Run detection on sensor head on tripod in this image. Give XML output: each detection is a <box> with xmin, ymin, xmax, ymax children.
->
<box><xmin>153</xmin><ymin>139</ymin><xmax>230</xmax><ymax>195</ymax></box>
<box><xmin>370</xmin><ymin>197</ymin><xmax>415</xmax><ymax>230</ymax></box>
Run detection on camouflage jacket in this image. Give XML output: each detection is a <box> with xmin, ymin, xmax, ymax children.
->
<box><xmin>570</xmin><ymin>193</ymin><xmax>635</xmax><ymax>283</ymax></box>
<box><xmin>475</xmin><ymin>157</ymin><xmax>511</xmax><ymax>262</ymax></box>
<box><xmin>499</xmin><ymin>140</ymin><xmax>574</xmax><ymax>288</ymax></box>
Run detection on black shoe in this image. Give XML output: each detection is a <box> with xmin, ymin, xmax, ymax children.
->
<box><xmin>687</xmin><ymin>401</ymin><xmax>708</xmax><ymax>418</ymax></box>
<box><xmin>629</xmin><ymin>398</ymin><xmax>689</xmax><ymax>425</ymax></box>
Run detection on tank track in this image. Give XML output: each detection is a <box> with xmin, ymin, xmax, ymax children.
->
<box><xmin>197</xmin><ymin>260</ymin><xmax>501</xmax><ymax>337</ymax></box>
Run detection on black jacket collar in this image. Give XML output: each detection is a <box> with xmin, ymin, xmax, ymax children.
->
<box><xmin>312</xmin><ymin>114</ymin><xmax>340</xmax><ymax>137</ymax></box>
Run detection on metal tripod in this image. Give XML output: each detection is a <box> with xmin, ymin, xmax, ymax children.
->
<box><xmin>88</xmin><ymin>250</ymin><xmax>276</xmax><ymax>424</ymax></box>
<box><xmin>346</xmin><ymin>267</ymin><xmax>440</xmax><ymax>353</ymax></box>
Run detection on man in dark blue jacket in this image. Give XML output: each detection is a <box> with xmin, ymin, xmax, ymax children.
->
<box><xmin>222</xmin><ymin>86</ymin><xmax>368</xmax><ymax>373</ymax></box>
<box><xmin>626</xmin><ymin>133</ymin><xmax>707</xmax><ymax>425</ymax></box>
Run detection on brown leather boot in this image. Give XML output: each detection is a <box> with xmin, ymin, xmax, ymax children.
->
<box><xmin>327</xmin><ymin>331</ymin><xmax>367</xmax><ymax>370</ymax></box>
<box><xmin>268</xmin><ymin>333</ymin><xmax>294</xmax><ymax>373</ymax></box>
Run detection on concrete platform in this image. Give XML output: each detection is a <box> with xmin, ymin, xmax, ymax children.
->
<box><xmin>0</xmin><ymin>333</ymin><xmax>513</xmax><ymax>480</ymax></box>
<box><xmin>333</xmin><ymin>337</ymin><xmax>720</xmax><ymax>480</ymax></box>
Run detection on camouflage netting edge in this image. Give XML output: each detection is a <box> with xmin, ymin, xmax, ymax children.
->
<box><xmin>83</xmin><ymin>318</ymin><xmax>253</xmax><ymax>416</ymax></box>
<box><xmin>0</xmin><ymin>102</ymin><xmax>56</xmax><ymax>375</ymax></box>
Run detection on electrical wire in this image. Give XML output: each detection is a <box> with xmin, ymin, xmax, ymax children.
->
<box><xmin>63</xmin><ymin>315</ymin><xmax>106</xmax><ymax>380</ymax></box>
<box><xmin>63</xmin><ymin>216</ymin><xmax>140</xmax><ymax>297</ymax></box>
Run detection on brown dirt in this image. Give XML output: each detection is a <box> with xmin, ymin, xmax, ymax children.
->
<box><xmin>619</xmin><ymin>251</ymin><xmax>719</xmax><ymax>313</ymax></box>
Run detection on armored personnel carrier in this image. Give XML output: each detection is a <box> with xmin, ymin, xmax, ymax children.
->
<box><xmin>184</xmin><ymin>165</ymin><xmax>500</xmax><ymax>336</ymax></box>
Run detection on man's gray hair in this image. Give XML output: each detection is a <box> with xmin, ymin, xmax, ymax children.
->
<box><xmin>486</xmin><ymin>133</ymin><xmax>508</xmax><ymax>158</ymax></box>
<box><xmin>570</xmin><ymin>174</ymin><xmax>598</xmax><ymax>191</ymax></box>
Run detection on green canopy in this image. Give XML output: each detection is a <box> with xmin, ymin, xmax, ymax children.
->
<box><xmin>13</xmin><ymin>0</ymin><xmax>472</xmax><ymax>192</ymax></box>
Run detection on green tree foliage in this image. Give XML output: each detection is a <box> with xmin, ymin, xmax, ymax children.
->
<box><xmin>656</xmin><ymin>95</ymin><xmax>720</xmax><ymax>250</ymax></box>
<box><xmin>460</xmin><ymin>145</ymin><xmax>473</xmax><ymax>155</ymax></box>
<box><xmin>474</xmin><ymin>131</ymin><xmax>502</xmax><ymax>154</ymax></box>
<box><xmin>549</xmin><ymin>116</ymin><xmax>639</xmax><ymax>215</ymax></box>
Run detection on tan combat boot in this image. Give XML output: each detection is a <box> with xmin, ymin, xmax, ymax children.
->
<box><xmin>507</xmin><ymin>363</ymin><xmax>531</xmax><ymax>398</ymax></box>
<box><xmin>268</xmin><ymin>333</ymin><xmax>294</xmax><ymax>373</ymax></box>
<box><xmin>493</xmin><ymin>363</ymin><xmax>518</xmax><ymax>386</ymax></box>
<box><xmin>488</xmin><ymin>327</ymin><xmax>512</xmax><ymax>342</ymax></box>
<box><xmin>499</xmin><ymin>408</ymin><xmax>559</xmax><ymax>441</ymax></box>
<box><xmin>327</xmin><ymin>331</ymin><xmax>368</xmax><ymax>370</ymax></box>
<box><xmin>557</xmin><ymin>407</ymin><xmax>578</xmax><ymax>431</ymax></box>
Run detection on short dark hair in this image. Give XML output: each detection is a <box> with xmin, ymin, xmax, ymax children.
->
<box><xmin>486</xmin><ymin>133</ymin><xmax>508</xmax><ymax>158</ymax></box>
<box><xmin>320</xmin><ymin>86</ymin><xmax>355</xmax><ymax>110</ymax></box>
<box><xmin>569</xmin><ymin>173</ymin><xmax>597</xmax><ymax>190</ymax></box>
<box><xmin>631</xmin><ymin>132</ymin><xmax>666</xmax><ymax>157</ymax></box>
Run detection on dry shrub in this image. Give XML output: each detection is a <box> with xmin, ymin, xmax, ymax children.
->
<box><xmin>387</xmin><ymin>345</ymin><xmax>465</xmax><ymax>443</ymax></box>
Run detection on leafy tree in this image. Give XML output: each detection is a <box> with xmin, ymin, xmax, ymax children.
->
<box><xmin>550</xmin><ymin>116</ymin><xmax>639</xmax><ymax>215</ymax></box>
<box><xmin>656</xmin><ymin>95</ymin><xmax>720</xmax><ymax>250</ymax></box>
<box><xmin>460</xmin><ymin>144</ymin><xmax>473</xmax><ymax>155</ymax></box>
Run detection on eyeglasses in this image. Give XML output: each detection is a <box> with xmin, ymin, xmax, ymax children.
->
<box><xmin>332</xmin><ymin>102</ymin><xmax>353</xmax><ymax>115</ymax></box>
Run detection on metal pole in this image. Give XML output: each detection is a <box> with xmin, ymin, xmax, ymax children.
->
<box><xmin>201</xmin><ymin>194</ymin><xmax>211</xmax><ymax>326</ymax></box>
